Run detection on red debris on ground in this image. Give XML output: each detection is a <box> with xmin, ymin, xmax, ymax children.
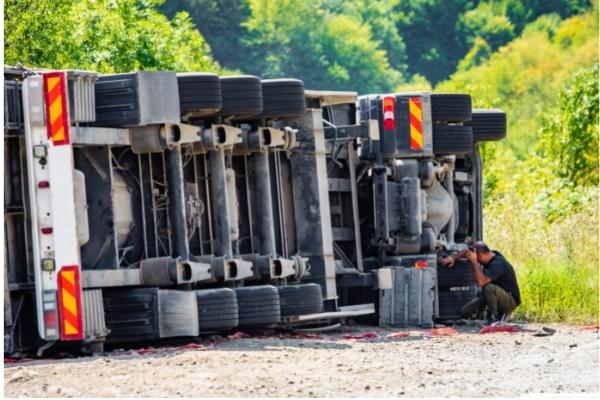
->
<box><xmin>129</xmin><ymin>348</ymin><xmax>158</xmax><ymax>356</ymax></box>
<box><xmin>430</xmin><ymin>327</ymin><xmax>459</xmax><ymax>336</ymax></box>
<box><xmin>4</xmin><ymin>358</ymin><xmax>35</xmax><ymax>364</ymax></box>
<box><xmin>180</xmin><ymin>343</ymin><xmax>204</xmax><ymax>350</ymax></box>
<box><xmin>227</xmin><ymin>331</ymin><xmax>250</xmax><ymax>340</ymax></box>
<box><xmin>287</xmin><ymin>333</ymin><xmax>323</xmax><ymax>340</ymax></box>
<box><xmin>341</xmin><ymin>332</ymin><xmax>379</xmax><ymax>340</ymax></box>
<box><xmin>386</xmin><ymin>332</ymin><xmax>410</xmax><ymax>339</ymax></box>
<box><xmin>480</xmin><ymin>325</ymin><xmax>520</xmax><ymax>334</ymax></box>
<box><xmin>127</xmin><ymin>342</ymin><xmax>204</xmax><ymax>356</ymax></box>
<box><xmin>580</xmin><ymin>325</ymin><xmax>599</xmax><ymax>331</ymax></box>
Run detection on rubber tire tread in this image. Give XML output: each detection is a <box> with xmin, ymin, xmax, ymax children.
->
<box><xmin>431</xmin><ymin>94</ymin><xmax>472</xmax><ymax>122</ymax></box>
<box><xmin>218</xmin><ymin>75</ymin><xmax>263</xmax><ymax>118</ymax></box>
<box><xmin>235</xmin><ymin>285</ymin><xmax>281</xmax><ymax>328</ymax></box>
<box><xmin>236</xmin><ymin>299</ymin><xmax>281</xmax><ymax>307</ymax></box>
<box><xmin>432</xmin><ymin>125</ymin><xmax>473</xmax><ymax>155</ymax></box>
<box><xmin>196</xmin><ymin>288</ymin><xmax>238</xmax><ymax>332</ymax></box>
<box><xmin>278</xmin><ymin>284</ymin><xmax>323</xmax><ymax>317</ymax></box>
<box><xmin>196</xmin><ymin>299</ymin><xmax>238</xmax><ymax>307</ymax></box>
<box><xmin>177</xmin><ymin>73</ymin><xmax>222</xmax><ymax>116</ymax></box>
<box><xmin>258</xmin><ymin>79</ymin><xmax>306</xmax><ymax>119</ymax></box>
<box><xmin>466</xmin><ymin>109</ymin><xmax>507</xmax><ymax>142</ymax></box>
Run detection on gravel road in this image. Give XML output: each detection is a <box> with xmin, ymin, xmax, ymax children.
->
<box><xmin>4</xmin><ymin>323</ymin><xmax>599</xmax><ymax>398</ymax></box>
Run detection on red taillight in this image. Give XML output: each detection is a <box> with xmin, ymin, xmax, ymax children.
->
<box><xmin>38</xmin><ymin>181</ymin><xmax>50</xmax><ymax>188</ymax></box>
<box><xmin>415</xmin><ymin>260</ymin><xmax>428</xmax><ymax>269</ymax></box>
<box><xmin>41</xmin><ymin>227</ymin><xmax>53</xmax><ymax>235</ymax></box>
<box><xmin>44</xmin><ymin>309</ymin><xmax>57</xmax><ymax>326</ymax></box>
<box><xmin>383</xmin><ymin>96</ymin><xmax>395</xmax><ymax>131</ymax></box>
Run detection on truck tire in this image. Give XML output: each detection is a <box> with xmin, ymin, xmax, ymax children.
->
<box><xmin>432</xmin><ymin>125</ymin><xmax>473</xmax><ymax>155</ymax></box>
<box><xmin>218</xmin><ymin>75</ymin><xmax>263</xmax><ymax>118</ymax></box>
<box><xmin>104</xmin><ymin>288</ymin><xmax>161</xmax><ymax>342</ymax></box>
<box><xmin>234</xmin><ymin>285</ymin><xmax>281</xmax><ymax>328</ymax></box>
<box><xmin>177</xmin><ymin>73</ymin><xmax>222</xmax><ymax>118</ymax></box>
<box><xmin>278</xmin><ymin>283</ymin><xmax>323</xmax><ymax>317</ymax></box>
<box><xmin>436</xmin><ymin>260</ymin><xmax>475</xmax><ymax>288</ymax></box>
<box><xmin>431</xmin><ymin>94</ymin><xmax>472</xmax><ymax>123</ymax></box>
<box><xmin>466</xmin><ymin>109</ymin><xmax>507</xmax><ymax>142</ymax></box>
<box><xmin>195</xmin><ymin>288</ymin><xmax>239</xmax><ymax>333</ymax></box>
<box><xmin>258</xmin><ymin>79</ymin><xmax>306</xmax><ymax>119</ymax></box>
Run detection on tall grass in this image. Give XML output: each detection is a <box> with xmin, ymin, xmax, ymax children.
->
<box><xmin>484</xmin><ymin>187</ymin><xmax>599</xmax><ymax>324</ymax></box>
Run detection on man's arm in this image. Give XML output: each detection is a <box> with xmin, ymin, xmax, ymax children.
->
<box><xmin>440</xmin><ymin>249</ymin><xmax>469</xmax><ymax>268</ymax></box>
<box><xmin>465</xmin><ymin>250</ymin><xmax>491</xmax><ymax>287</ymax></box>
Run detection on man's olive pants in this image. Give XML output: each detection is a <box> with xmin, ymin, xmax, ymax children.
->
<box><xmin>460</xmin><ymin>283</ymin><xmax>517</xmax><ymax>319</ymax></box>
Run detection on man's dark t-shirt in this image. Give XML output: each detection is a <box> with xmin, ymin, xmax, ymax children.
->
<box><xmin>482</xmin><ymin>251</ymin><xmax>521</xmax><ymax>305</ymax></box>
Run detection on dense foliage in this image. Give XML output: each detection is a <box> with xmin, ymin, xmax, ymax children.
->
<box><xmin>6</xmin><ymin>0</ymin><xmax>592</xmax><ymax>91</ymax></box>
<box><xmin>163</xmin><ymin>0</ymin><xmax>592</xmax><ymax>89</ymax></box>
<box><xmin>539</xmin><ymin>65</ymin><xmax>599</xmax><ymax>188</ymax></box>
<box><xmin>4</xmin><ymin>0</ymin><xmax>219</xmax><ymax>73</ymax></box>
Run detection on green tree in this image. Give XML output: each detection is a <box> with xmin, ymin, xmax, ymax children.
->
<box><xmin>320</xmin><ymin>15</ymin><xmax>403</xmax><ymax>91</ymax></box>
<box><xmin>393</xmin><ymin>0</ymin><xmax>476</xmax><ymax>84</ymax></box>
<box><xmin>323</xmin><ymin>0</ymin><xmax>408</xmax><ymax>75</ymax></box>
<box><xmin>392</xmin><ymin>0</ymin><xmax>592</xmax><ymax>84</ymax></box>
<box><xmin>438</xmin><ymin>11</ymin><xmax>598</xmax><ymax>157</ymax></box>
<box><xmin>4</xmin><ymin>0</ymin><xmax>77</xmax><ymax>68</ymax></box>
<box><xmin>242</xmin><ymin>0</ymin><xmax>402</xmax><ymax>93</ymax></box>
<box><xmin>503</xmin><ymin>0</ymin><xmax>592</xmax><ymax>32</ymax></box>
<box><xmin>4</xmin><ymin>0</ymin><xmax>219</xmax><ymax>73</ymax></box>
<box><xmin>460</xmin><ymin>2</ymin><xmax>515</xmax><ymax>50</ymax></box>
<box><xmin>161</xmin><ymin>0</ymin><xmax>250</xmax><ymax>70</ymax></box>
<box><xmin>457</xmin><ymin>37</ymin><xmax>492</xmax><ymax>70</ymax></box>
<box><xmin>538</xmin><ymin>64</ymin><xmax>599</xmax><ymax>187</ymax></box>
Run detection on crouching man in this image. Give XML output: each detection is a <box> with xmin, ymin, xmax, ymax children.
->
<box><xmin>441</xmin><ymin>241</ymin><xmax>521</xmax><ymax>323</ymax></box>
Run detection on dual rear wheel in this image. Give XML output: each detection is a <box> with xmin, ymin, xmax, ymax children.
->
<box><xmin>430</xmin><ymin>94</ymin><xmax>506</xmax><ymax>154</ymax></box>
<box><xmin>177</xmin><ymin>74</ymin><xmax>306</xmax><ymax>120</ymax></box>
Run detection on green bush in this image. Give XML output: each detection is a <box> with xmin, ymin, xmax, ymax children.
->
<box><xmin>485</xmin><ymin>186</ymin><xmax>598</xmax><ymax>323</ymax></box>
<box><xmin>515</xmin><ymin>260</ymin><xmax>598</xmax><ymax>323</ymax></box>
<box><xmin>539</xmin><ymin>64</ymin><xmax>599</xmax><ymax>188</ymax></box>
<box><xmin>4</xmin><ymin>0</ymin><xmax>220</xmax><ymax>73</ymax></box>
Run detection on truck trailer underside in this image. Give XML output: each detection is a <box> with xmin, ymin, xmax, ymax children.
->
<box><xmin>3</xmin><ymin>66</ymin><xmax>506</xmax><ymax>355</ymax></box>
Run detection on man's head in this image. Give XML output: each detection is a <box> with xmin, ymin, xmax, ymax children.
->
<box><xmin>470</xmin><ymin>241</ymin><xmax>494</xmax><ymax>264</ymax></box>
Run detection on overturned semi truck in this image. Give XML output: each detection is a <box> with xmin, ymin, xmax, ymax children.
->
<box><xmin>4</xmin><ymin>66</ymin><xmax>506</xmax><ymax>355</ymax></box>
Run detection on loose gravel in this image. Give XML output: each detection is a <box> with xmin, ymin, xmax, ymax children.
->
<box><xmin>4</xmin><ymin>323</ymin><xmax>599</xmax><ymax>397</ymax></box>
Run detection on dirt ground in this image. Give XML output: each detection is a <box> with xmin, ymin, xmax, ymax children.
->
<box><xmin>4</xmin><ymin>323</ymin><xmax>599</xmax><ymax>398</ymax></box>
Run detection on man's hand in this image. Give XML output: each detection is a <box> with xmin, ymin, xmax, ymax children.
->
<box><xmin>440</xmin><ymin>257</ymin><xmax>455</xmax><ymax>268</ymax></box>
<box><xmin>465</xmin><ymin>249</ymin><xmax>478</xmax><ymax>263</ymax></box>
